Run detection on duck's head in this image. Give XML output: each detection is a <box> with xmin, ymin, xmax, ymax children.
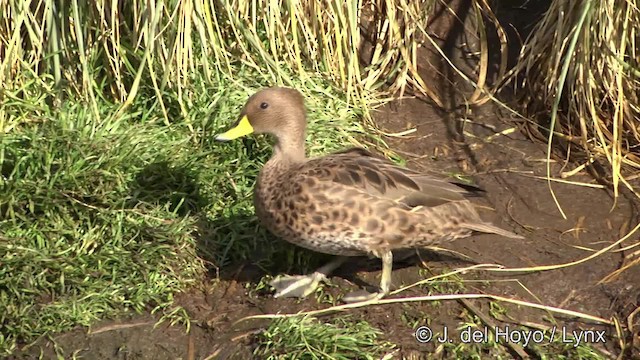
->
<box><xmin>215</xmin><ymin>87</ymin><xmax>307</xmax><ymax>149</ymax></box>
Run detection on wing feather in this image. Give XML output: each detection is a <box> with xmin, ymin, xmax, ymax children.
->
<box><xmin>297</xmin><ymin>148</ymin><xmax>483</xmax><ymax>208</ymax></box>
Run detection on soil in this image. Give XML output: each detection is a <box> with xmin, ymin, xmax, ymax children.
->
<box><xmin>10</xmin><ymin>1</ymin><xmax>640</xmax><ymax>359</ymax></box>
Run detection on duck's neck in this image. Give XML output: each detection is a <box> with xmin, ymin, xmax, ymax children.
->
<box><xmin>270</xmin><ymin>136</ymin><xmax>306</xmax><ymax>165</ymax></box>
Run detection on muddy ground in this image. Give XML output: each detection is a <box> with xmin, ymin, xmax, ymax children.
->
<box><xmin>11</xmin><ymin>1</ymin><xmax>640</xmax><ymax>359</ymax></box>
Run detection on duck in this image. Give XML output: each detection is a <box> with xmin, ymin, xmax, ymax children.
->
<box><xmin>216</xmin><ymin>87</ymin><xmax>523</xmax><ymax>303</ymax></box>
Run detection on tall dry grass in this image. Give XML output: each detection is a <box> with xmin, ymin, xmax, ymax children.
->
<box><xmin>511</xmin><ymin>0</ymin><xmax>640</xmax><ymax>199</ymax></box>
<box><xmin>1</xmin><ymin>0</ymin><xmax>511</xmax><ymax>134</ymax></box>
<box><xmin>1</xmin><ymin>0</ymin><xmax>425</xmax><ymax>128</ymax></box>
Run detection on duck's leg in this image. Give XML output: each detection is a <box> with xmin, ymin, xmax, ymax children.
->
<box><xmin>342</xmin><ymin>250</ymin><xmax>393</xmax><ymax>303</ymax></box>
<box><xmin>270</xmin><ymin>256</ymin><xmax>348</xmax><ymax>298</ymax></box>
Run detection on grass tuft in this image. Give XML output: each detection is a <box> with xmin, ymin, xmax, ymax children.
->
<box><xmin>510</xmin><ymin>0</ymin><xmax>640</xmax><ymax>198</ymax></box>
<box><xmin>253</xmin><ymin>315</ymin><xmax>395</xmax><ymax>360</ymax></box>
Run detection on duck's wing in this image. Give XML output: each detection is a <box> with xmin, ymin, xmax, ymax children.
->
<box><xmin>292</xmin><ymin>148</ymin><xmax>523</xmax><ymax>241</ymax></box>
<box><xmin>298</xmin><ymin>148</ymin><xmax>483</xmax><ymax>209</ymax></box>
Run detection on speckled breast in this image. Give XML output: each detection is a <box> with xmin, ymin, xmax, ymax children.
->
<box><xmin>253</xmin><ymin>170</ymin><xmax>367</xmax><ymax>257</ymax></box>
<box><xmin>254</xmin><ymin>192</ymin><xmax>367</xmax><ymax>256</ymax></box>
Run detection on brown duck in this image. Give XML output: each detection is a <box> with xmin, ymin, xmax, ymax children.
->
<box><xmin>216</xmin><ymin>87</ymin><xmax>523</xmax><ymax>302</ymax></box>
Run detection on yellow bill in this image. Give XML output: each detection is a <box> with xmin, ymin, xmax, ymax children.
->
<box><xmin>215</xmin><ymin>115</ymin><xmax>254</xmax><ymax>141</ymax></box>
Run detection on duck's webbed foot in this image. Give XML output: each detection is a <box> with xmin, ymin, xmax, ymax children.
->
<box><xmin>270</xmin><ymin>256</ymin><xmax>347</xmax><ymax>298</ymax></box>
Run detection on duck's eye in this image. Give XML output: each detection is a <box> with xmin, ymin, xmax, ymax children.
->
<box><xmin>260</xmin><ymin>102</ymin><xmax>269</xmax><ymax>109</ymax></box>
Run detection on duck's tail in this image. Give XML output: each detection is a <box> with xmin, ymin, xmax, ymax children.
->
<box><xmin>462</xmin><ymin>222</ymin><xmax>524</xmax><ymax>239</ymax></box>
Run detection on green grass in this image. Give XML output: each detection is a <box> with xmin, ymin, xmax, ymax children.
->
<box><xmin>253</xmin><ymin>315</ymin><xmax>395</xmax><ymax>359</ymax></box>
<box><xmin>0</xmin><ymin>68</ymin><xmax>367</xmax><ymax>355</ymax></box>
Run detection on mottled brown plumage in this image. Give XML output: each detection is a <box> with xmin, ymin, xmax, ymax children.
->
<box><xmin>216</xmin><ymin>87</ymin><xmax>523</xmax><ymax>302</ymax></box>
